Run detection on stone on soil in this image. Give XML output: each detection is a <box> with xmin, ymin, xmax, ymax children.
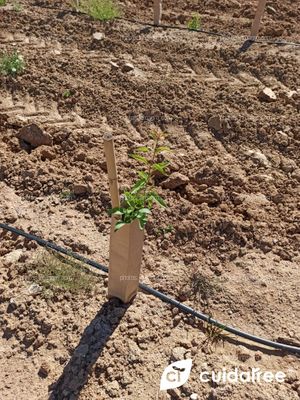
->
<box><xmin>162</xmin><ymin>172</ymin><xmax>189</xmax><ymax>189</ymax></box>
<box><xmin>258</xmin><ymin>87</ymin><xmax>277</xmax><ymax>102</ymax></box>
<box><xmin>18</xmin><ymin>124</ymin><xmax>53</xmax><ymax>147</ymax></box>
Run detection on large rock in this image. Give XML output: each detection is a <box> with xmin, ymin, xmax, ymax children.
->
<box><xmin>18</xmin><ymin>124</ymin><xmax>53</xmax><ymax>147</ymax></box>
<box><xmin>162</xmin><ymin>172</ymin><xmax>189</xmax><ymax>189</ymax></box>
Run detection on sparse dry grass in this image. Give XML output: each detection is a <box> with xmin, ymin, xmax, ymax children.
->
<box><xmin>77</xmin><ymin>0</ymin><xmax>120</xmax><ymax>21</ymax></box>
<box><xmin>29</xmin><ymin>250</ymin><xmax>99</xmax><ymax>295</ymax></box>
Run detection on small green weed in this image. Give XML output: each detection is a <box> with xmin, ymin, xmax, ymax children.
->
<box><xmin>78</xmin><ymin>0</ymin><xmax>120</xmax><ymax>21</ymax></box>
<box><xmin>155</xmin><ymin>224</ymin><xmax>174</xmax><ymax>236</ymax></box>
<box><xmin>60</xmin><ymin>189</ymin><xmax>75</xmax><ymax>200</ymax></box>
<box><xmin>0</xmin><ymin>51</ymin><xmax>25</xmax><ymax>75</ymax></box>
<box><xmin>62</xmin><ymin>89</ymin><xmax>72</xmax><ymax>98</ymax></box>
<box><xmin>0</xmin><ymin>0</ymin><xmax>6</xmax><ymax>6</ymax></box>
<box><xmin>202</xmin><ymin>320</ymin><xmax>230</xmax><ymax>350</ymax></box>
<box><xmin>187</xmin><ymin>14</ymin><xmax>201</xmax><ymax>31</ymax></box>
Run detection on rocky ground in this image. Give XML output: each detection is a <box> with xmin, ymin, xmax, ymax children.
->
<box><xmin>0</xmin><ymin>0</ymin><xmax>300</xmax><ymax>399</ymax></box>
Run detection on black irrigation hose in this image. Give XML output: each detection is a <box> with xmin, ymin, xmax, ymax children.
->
<box><xmin>1</xmin><ymin>223</ymin><xmax>300</xmax><ymax>355</ymax></box>
<box><xmin>28</xmin><ymin>4</ymin><xmax>300</xmax><ymax>47</ymax></box>
<box><xmin>122</xmin><ymin>19</ymin><xmax>300</xmax><ymax>47</ymax></box>
<box><xmin>0</xmin><ymin>223</ymin><xmax>108</xmax><ymax>275</ymax></box>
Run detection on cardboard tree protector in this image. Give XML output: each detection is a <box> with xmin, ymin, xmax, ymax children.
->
<box><xmin>103</xmin><ymin>133</ymin><xmax>145</xmax><ymax>303</ymax></box>
<box><xmin>154</xmin><ymin>0</ymin><xmax>162</xmax><ymax>26</ymax></box>
<box><xmin>250</xmin><ymin>0</ymin><xmax>267</xmax><ymax>39</ymax></box>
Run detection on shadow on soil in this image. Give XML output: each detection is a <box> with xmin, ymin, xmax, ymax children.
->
<box><xmin>49</xmin><ymin>298</ymin><xmax>129</xmax><ymax>400</ymax></box>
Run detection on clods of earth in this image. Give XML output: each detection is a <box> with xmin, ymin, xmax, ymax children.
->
<box><xmin>0</xmin><ymin>0</ymin><xmax>300</xmax><ymax>399</ymax></box>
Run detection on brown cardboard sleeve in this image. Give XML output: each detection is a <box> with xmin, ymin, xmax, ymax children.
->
<box><xmin>108</xmin><ymin>218</ymin><xmax>144</xmax><ymax>303</ymax></box>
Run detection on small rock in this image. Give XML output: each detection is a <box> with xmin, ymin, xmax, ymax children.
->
<box><xmin>38</xmin><ymin>362</ymin><xmax>51</xmax><ymax>378</ymax></box>
<box><xmin>274</xmin><ymin>131</ymin><xmax>289</xmax><ymax>146</ymax></box>
<box><xmin>27</xmin><ymin>283</ymin><xmax>43</xmax><ymax>296</ymax></box>
<box><xmin>237</xmin><ymin>348</ymin><xmax>251</xmax><ymax>362</ymax></box>
<box><xmin>162</xmin><ymin>172</ymin><xmax>189</xmax><ymax>189</ymax></box>
<box><xmin>18</xmin><ymin>124</ymin><xmax>53</xmax><ymax>147</ymax></box>
<box><xmin>106</xmin><ymin>380</ymin><xmax>120</xmax><ymax>397</ymax></box>
<box><xmin>254</xmin><ymin>352</ymin><xmax>262</xmax><ymax>361</ymax></box>
<box><xmin>173</xmin><ymin>315</ymin><xmax>181</xmax><ymax>325</ymax></box>
<box><xmin>265</xmin><ymin>26</ymin><xmax>285</xmax><ymax>37</ymax></box>
<box><xmin>246</xmin><ymin>149</ymin><xmax>269</xmax><ymax>167</ymax></box>
<box><xmin>74</xmin><ymin>151</ymin><xmax>86</xmax><ymax>161</ymax></box>
<box><xmin>73</xmin><ymin>183</ymin><xmax>91</xmax><ymax>195</ymax></box>
<box><xmin>207</xmin><ymin>115</ymin><xmax>230</xmax><ymax>135</ymax></box>
<box><xmin>190</xmin><ymin>394</ymin><xmax>199</xmax><ymax>400</ymax></box>
<box><xmin>109</xmin><ymin>61</ymin><xmax>119</xmax><ymax>69</ymax></box>
<box><xmin>280</xmin><ymin>157</ymin><xmax>297</xmax><ymax>173</ymax></box>
<box><xmin>291</xmin><ymin>169</ymin><xmax>300</xmax><ymax>182</ymax></box>
<box><xmin>122</xmin><ymin>62</ymin><xmax>135</xmax><ymax>72</ymax></box>
<box><xmin>3</xmin><ymin>249</ymin><xmax>23</xmax><ymax>265</ymax></box>
<box><xmin>208</xmin><ymin>115</ymin><xmax>222</xmax><ymax>131</ymax></box>
<box><xmin>171</xmin><ymin>346</ymin><xmax>186</xmax><ymax>361</ymax></box>
<box><xmin>41</xmin><ymin>320</ymin><xmax>53</xmax><ymax>335</ymax></box>
<box><xmin>7</xmin><ymin>299</ymin><xmax>18</xmax><ymax>313</ymax></box>
<box><xmin>160</xmin><ymin>239</ymin><xmax>169</xmax><ymax>250</ymax></box>
<box><xmin>258</xmin><ymin>87</ymin><xmax>277</xmax><ymax>102</ymax></box>
<box><xmin>92</xmin><ymin>32</ymin><xmax>104</xmax><ymax>40</ymax></box>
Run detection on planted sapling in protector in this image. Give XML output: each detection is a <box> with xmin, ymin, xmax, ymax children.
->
<box><xmin>105</xmin><ymin>130</ymin><xmax>171</xmax><ymax>303</ymax></box>
<box><xmin>109</xmin><ymin>131</ymin><xmax>171</xmax><ymax>231</ymax></box>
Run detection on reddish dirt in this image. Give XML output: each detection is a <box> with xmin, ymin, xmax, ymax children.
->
<box><xmin>0</xmin><ymin>1</ymin><xmax>300</xmax><ymax>399</ymax></box>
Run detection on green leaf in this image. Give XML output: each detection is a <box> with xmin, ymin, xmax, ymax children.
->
<box><xmin>137</xmin><ymin>217</ymin><xmax>147</xmax><ymax>229</ymax></box>
<box><xmin>135</xmin><ymin>146</ymin><xmax>150</xmax><ymax>153</ymax></box>
<box><xmin>112</xmin><ymin>210</ymin><xmax>123</xmax><ymax>216</ymax></box>
<box><xmin>155</xmin><ymin>146</ymin><xmax>171</xmax><ymax>154</ymax></box>
<box><xmin>131</xmin><ymin>178</ymin><xmax>147</xmax><ymax>195</ymax></box>
<box><xmin>108</xmin><ymin>207</ymin><xmax>123</xmax><ymax>216</ymax></box>
<box><xmin>150</xmin><ymin>192</ymin><xmax>167</xmax><ymax>208</ymax></box>
<box><xmin>138</xmin><ymin>171</ymin><xmax>149</xmax><ymax>180</ymax></box>
<box><xmin>152</xmin><ymin>162</ymin><xmax>169</xmax><ymax>175</ymax></box>
<box><xmin>138</xmin><ymin>208</ymin><xmax>151</xmax><ymax>214</ymax></box>
<box><xmin>130</xmin><ymin>154</ymin><xmax>149</xmax><ymax>164</ymax></box>
<box><xmin>124</xmin><ymin>192</ymin><xmax>136</xmax><ymax>208</ymax></box>
<box><xmin>115</xmin><ymin>221</ymin><xmax>127</xmax><ymax>231</ymax></box>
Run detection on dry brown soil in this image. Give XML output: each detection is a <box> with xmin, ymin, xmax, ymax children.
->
<box><xmin>0</xmin><ymin>1</ymin><xmax>300</xmax><ymax>399</ymax></box>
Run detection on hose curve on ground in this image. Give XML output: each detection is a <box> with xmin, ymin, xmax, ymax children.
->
<box><xmin>1</xmin><ymin>223</ymin><xmax>299</xmax><ymax>355</ymax></box>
